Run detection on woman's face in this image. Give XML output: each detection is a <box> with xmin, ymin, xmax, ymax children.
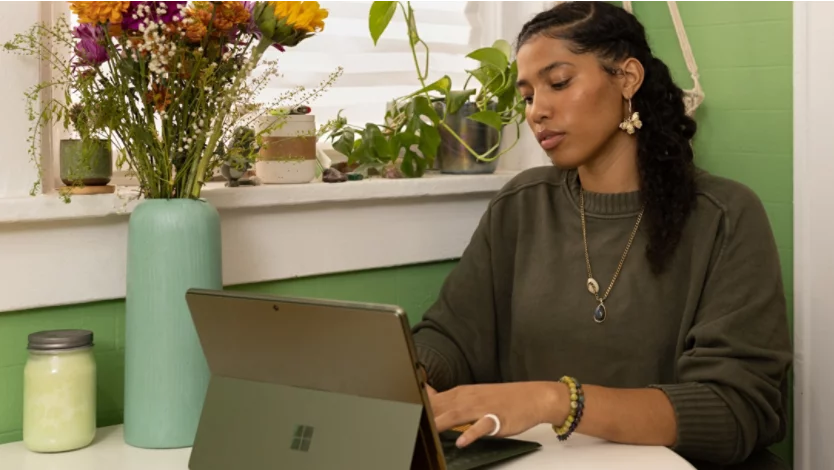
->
<box><xmin>516</xmin><ymin>35</ymin><xmax>633</xmax><ymax>169</ymax></box>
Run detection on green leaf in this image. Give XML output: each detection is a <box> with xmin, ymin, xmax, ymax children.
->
<box><xmin>369</xmin><ymin>2</ymin><xmax>396</xmax><ymax>45</ymax></box>
<box><xmin>411</xmin><ymin>95</ymin><xmax>441</xmax><ymax>125</ymax></box>
<box><xmin>409</xmin><ymin>75</ymin><xmax>452</xmax><ymax>99</ymax></box>
<box><xmin>467</xmin><ymin>46</ymin><xmax>509</xmax><ymax>71</ymax></box>
<box><xmin>468</xmin><ymin>110</ymin><xmax>504</xmax><ymax>131</ymax></box>
<box><xmin>400</xmin><ymin>146</ymin><xmax>427</xmax><ymax>177</ymax></box>
<box><xmin>468</xmin><ymin>65</ymin><xmax>499</xmax><ymax>89</ymax></box>
<box><xmin>494</xmin><ymin>62</ymin><xmax>521</xmax><ymax>115</ymax></box>
<box><xmin>333</xmin><ymin>130</ymin><xmax>354</xmax><ymax>157</ymax></box>
<box><xmin>372</xmin><ymin>132</ymin><xmax>393</xmax><ymax>162</ymax></box>
<box><xmin>417</xmin><ymin>123</ymin><xmax>441</xmax><ymax>161</ymax></box>
<box><xmin>491</xmin><ymin>39</ymin><xmax>512</xmax><ymax>61</ymax></box>
<box><xmin>446</xmin><ymin>89</ymin><xmax>476</xmax><ymax>116</ymax></box>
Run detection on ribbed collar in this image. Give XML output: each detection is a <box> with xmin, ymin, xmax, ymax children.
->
<box><xmin>564</xmin><ymin>169</ymin><xmax>644</xmax><ymax>216</ymax></box>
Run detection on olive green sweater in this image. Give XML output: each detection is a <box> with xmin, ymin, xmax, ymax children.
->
<box><xmin>412</xmin><ymin>166</ymin><xmax>792</xmax><ymax>469</ymax></box>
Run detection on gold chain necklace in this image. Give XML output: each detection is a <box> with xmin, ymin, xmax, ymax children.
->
<box><xmin>579</xmin><ymin>188</ymin><xmax>645</xmax><ymax>324</ymax></box>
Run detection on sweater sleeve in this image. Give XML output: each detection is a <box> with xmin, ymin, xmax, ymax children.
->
<box><xmin>411</xmin><ymin>206</ymin><xmax>500</xmax><ymax>392</ymax></box>
<box><xmin>651</xmin><ymin>189</ymin><xmax>792</xmax><ymax>465</ymax></box>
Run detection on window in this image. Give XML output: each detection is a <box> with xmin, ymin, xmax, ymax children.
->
<box><xmin>28</xmin><ymin>1</ymin><xmax>492</xmax><ymax>193</ymax></box>
<box><xmin>259</xmin><ymin>1</ymin><xmax>479</xmax><ymax>146</ymax></box>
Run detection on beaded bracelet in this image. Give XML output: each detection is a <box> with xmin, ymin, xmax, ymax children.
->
<box><xmin>552</xmin><ymin>376</ymin><xmax>584</xmax><ymax>441</ymax></box>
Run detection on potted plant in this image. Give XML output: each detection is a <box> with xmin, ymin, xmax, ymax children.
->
<box><xmin>323</xmin><ymin>1</ymin><xmax>525</xmax><ymax>177</ymax></box>
<box><xmin>59</xmin><ymin>103</ymin><xmax>113</xmax><ymax>197</ymax></box>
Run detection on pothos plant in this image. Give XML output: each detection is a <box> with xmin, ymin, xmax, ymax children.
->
<box><xmin>324</xmin><ymin>1</ymin><xmax>525</xmax><ymax>178</ymax></box>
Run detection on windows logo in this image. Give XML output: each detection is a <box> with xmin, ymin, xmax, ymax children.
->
<box><xmin>291</xmin><ymin>425</ymin><xmax>315</xmax><ymax>452</ymax></box>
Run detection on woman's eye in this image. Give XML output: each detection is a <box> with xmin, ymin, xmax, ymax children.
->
<box><xmin>523</xmin><ymin>96</ymin><xmax>533</xmax><ymax>104</ymax></box>
<box><xmin>551</xmin><ymin>79</ymin><xmax>571</xmax><ymax>90</ymax></box>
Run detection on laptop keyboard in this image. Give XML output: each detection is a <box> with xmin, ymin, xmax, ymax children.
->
<box><xmin>438</xmin><ymin>431</ymin><xmax>538</xmax><ymax>470</ymax></box>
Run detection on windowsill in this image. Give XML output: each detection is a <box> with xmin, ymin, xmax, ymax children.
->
<box><xmin>0</xmin><ymin>171</ymin><xmax>517</xmax><ymax>225</ymax></box>
<box><xmin>0</xmin><ymin>170</ymin><xmax>519</xmax><ymax>313</ymax></box>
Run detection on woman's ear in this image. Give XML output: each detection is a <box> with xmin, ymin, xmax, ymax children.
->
<box><xmin>620</xmin><ymin>57</ymin><xmax>645</xmax><ymax>99</ymax></box>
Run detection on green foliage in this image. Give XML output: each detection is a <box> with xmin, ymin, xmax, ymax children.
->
<box><xmin>326</xmin><ymin>94</ymin><xmax>441</xmax><ymax>177</ymax></box>
<box><xmin>369</xmin><ymin>2</ymin><xmax>397</xmax><ymax>45</ymax></box>
<box><xmin>329</xmin><ymin>1</ymin><xmax>525</xmax><ymax>177</ymax></box>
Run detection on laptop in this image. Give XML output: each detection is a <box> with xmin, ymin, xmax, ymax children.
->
<box><xmin>184</xmin><ymin>288</ymin><xmax>541</xmax><ymax>470</ymax></box>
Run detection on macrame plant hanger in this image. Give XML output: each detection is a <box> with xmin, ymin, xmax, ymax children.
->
<box><xmin>553</xmin><ymin>1</ymin><xmax>705</xmax><ymax>117</ymax></box>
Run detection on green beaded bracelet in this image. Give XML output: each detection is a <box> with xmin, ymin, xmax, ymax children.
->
<box><xmin>552</xmin><ymin>376</ymin><xmax>584</xmax><ymax>441</ymax></box>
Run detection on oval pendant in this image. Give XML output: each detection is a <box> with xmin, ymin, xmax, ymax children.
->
<box><xmin>586</xmin><ymin>278</ymin><xmax>599</xmax><ymax>295</ymax></box>
<box><xmin>593</xmin><ymin>303</ymin><xmax>607</xmax><ymax>323</ymax></box>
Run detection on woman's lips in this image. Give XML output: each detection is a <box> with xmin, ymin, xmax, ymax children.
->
<box><xmin>536</xmin><ymin>130</ymin><xmax>566</xmax><ymax>151</ymax></box>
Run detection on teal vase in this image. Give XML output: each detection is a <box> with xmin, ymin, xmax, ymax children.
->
<box><xmin>124</xmin><ymin>199</ymin><xmax>222</xmax><ymax>448</ymax></box>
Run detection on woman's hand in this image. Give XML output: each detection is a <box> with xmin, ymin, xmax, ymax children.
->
<box><xmin>426</xmin><ymin>382</ymin><xmax>568</xmax><ymax>448</ymax></box>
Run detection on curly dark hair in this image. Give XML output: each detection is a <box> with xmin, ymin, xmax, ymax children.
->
<box><xmin>516</xmin><ymin>2</ymin><xmax>697</xmax><ymax>275</ymax></box>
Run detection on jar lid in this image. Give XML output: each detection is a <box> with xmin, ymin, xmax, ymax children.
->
<box><xmin>28</xmin><ymin>329</ymin><xmax>94</xmax><ymax>351</ymax></box>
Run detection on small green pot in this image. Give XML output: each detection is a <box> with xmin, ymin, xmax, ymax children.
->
<box><xmin>60</xmin><ymin>139</ymin><xmax>112</xmax><ymax>186</ymax></box>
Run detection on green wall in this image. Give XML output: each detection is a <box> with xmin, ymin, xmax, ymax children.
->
<box><xmin>0</xmin><ymin>261</ymin><xmax>457</xmax><ymax>445</ymax></box>
<box><xmin>631</xmin><ymin>1</ymin><xmax>794</xmax><ymax>464</ymax></box>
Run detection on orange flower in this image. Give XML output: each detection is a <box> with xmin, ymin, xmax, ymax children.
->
<box><xmin>213</xmin><ymin>2</ymin><xmax>251</xmax><ymax>31</ymax></box>
<box><xmin>146</xmin><ymin>83</ymin><xmax>173</xmax><ymax>112</ymax></box>
<box><xmin>69</xmin><ymin>1</ymin><xmax>131</xmax><ymax>25</ymax></box>
<box><xmin>184</xmin><ymin>1</ymin><xmax>251</xmax><ymax>42</ymax></box>
<box><xmin>184</xmin><ymin>8</ymin><xmax>211</xmax><ymax>42</ymax></box>
<box><xmin>107</xmin><ymin>23</ymin><xmax>124</xmax><ymax>37</ymax></box>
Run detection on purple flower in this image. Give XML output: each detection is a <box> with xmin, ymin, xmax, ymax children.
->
<box><xmin>122</xmin><ymin>1</ymin><xmax>187</xmax><ymax>31</ymax></box>
<box><xmin>73</xmin><ymin>23</ymin><xmax>108</xmax><ymax>66</ymax></box>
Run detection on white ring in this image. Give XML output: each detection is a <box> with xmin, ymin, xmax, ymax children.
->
<box><xmin>483</xmin><ymin>413</ymin><xmax>501</xmax><ymax>436</ymax></box>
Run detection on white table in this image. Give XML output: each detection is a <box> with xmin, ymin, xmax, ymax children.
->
<box><xmin>0</xmin><ymin>424</ymin><xmax>695</xmax><ymax>469</ymax></box>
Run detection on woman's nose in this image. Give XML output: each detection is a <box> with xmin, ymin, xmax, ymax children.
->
<box><xmin>529</xmin><ymin>96</ymin><xmax>552</xmax><ymax>124</ymax></box>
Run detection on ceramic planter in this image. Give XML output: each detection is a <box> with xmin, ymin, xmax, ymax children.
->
<box><xmin>255</xmin><ymin>114</ymin><xmax>318</xmax><ymax>184</ymax></box>
<box><xmin>59</xmin><ymin>138</ymin><xmax>112</xmax><ymax>186</ymax></box>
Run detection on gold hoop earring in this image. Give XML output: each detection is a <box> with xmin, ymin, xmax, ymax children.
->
<box><xmin>619</xmin><ymin>99</ymin><xmax>642</xmax><ymax>135</ymax></box>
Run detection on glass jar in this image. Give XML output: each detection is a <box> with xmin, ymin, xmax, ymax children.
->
<box><xmin>23</xmin><ymin>329</ymin><xmax>97</xmax><ymax>453</ymax></box>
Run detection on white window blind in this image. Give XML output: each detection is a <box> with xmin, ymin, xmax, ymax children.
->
<box><xmin>259</xmin><ymin>1</ymin><xmax>480</xmax><ymax>137</ymax></box>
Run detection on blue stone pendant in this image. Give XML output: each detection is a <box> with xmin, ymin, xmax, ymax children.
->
<box><xmin>593</xmin><ymin>302</ymin><xmax>607</xmax><ymax>323</ymax></box>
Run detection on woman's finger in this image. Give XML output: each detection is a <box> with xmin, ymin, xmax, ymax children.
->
<box><xmin>456</xmin><ymin>413</ymin><xmax>502</xmax><ymax>448</ymax></box>
<box><xmin>434</xmin><ymin>408</ymin><xmax>470</xmax><ymax>433</ymax></box>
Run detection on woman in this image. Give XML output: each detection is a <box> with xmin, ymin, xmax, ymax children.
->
<box><xmin>411</xmin><ymin>2</ymin><xmax>792</xmax><ymax>469</ymax></box>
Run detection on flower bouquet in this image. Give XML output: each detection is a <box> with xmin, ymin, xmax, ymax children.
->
<box><xmin>5</xmin><ymin>1</ymin><xmax>331</xmax><ymax>199</ymax></box>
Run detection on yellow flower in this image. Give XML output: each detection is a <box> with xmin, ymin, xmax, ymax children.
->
<box><xmin>299</xmin><ymin>1</ymin><xmax>328</xmax><ymax>32</ymax></box>
<box><xmin>69</xmin><ymin>1</ymin><xmax>131</xmax><ymax>25</ymax></box>
<box><xmin>269</xmin><ymin>1</ymin><xmax>328</xmax><ymax>33</ymax></box>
